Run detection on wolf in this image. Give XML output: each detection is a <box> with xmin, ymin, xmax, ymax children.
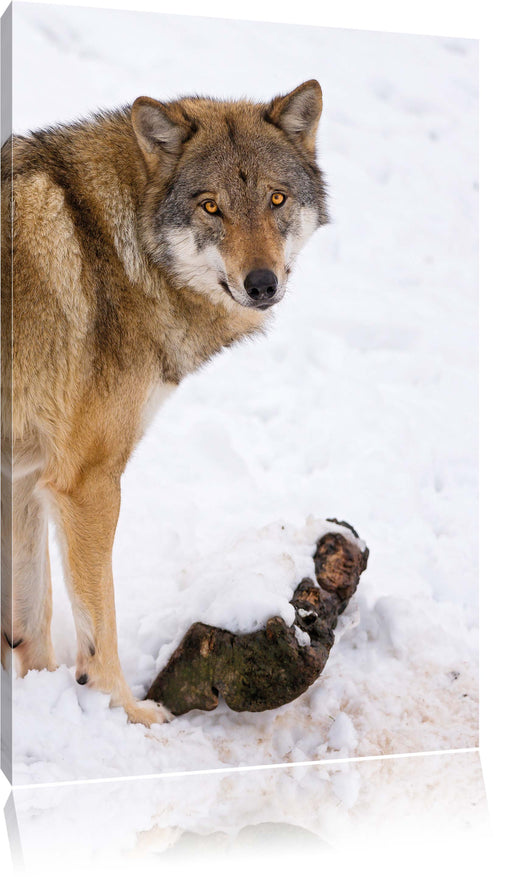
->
<box><xmin>1</xmin><ymin>80</ymin><xmax>328</xmax><ymax>725</ymax></box>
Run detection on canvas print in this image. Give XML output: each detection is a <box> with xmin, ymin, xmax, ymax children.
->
<box><xmin>1</xmin><ymin>2</ymin><xmax>478</xmax><ymax>785</ymax></box>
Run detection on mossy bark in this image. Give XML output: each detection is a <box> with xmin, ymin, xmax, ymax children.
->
<box><xmin>146</xmin><ymin>521</ymin><xmax>369</xmax><ymax>715</ymax></box>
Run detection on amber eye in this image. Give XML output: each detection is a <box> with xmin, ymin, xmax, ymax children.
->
<box><xmin>203</xmin><ymin>199</ymin><xmax>220</xmax><ymax>215</ymax></box>
<box><xmin>271</xmin><ymin>191</ymin><xmax>286</xmax><ymax>207</ymax></box>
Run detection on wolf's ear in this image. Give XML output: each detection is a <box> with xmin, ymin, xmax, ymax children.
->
<box><xmin>131</xmin><ymin>97</ymin><xmax>193</xmax><ymax>170</ymax></box>
<box><xmin>266</xmin><ymin>80</ymin><xmax>323</xmax><ymax>153</ymax></box>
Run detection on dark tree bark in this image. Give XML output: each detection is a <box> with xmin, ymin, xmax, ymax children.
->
<box><xmin>146</xmin><ymin>520</ymin><xmax>369</xmax><ymax>715</ymax></box>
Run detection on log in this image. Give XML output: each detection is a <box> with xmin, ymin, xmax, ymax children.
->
<box><xmin>146</xmin><ymin>520</ymin><xmax>369</xmax><ymax>715</ymax></box>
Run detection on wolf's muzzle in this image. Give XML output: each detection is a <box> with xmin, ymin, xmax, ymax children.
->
<box><xmin>244</xmin><ymin>269</ymin><xmax>279</xmax><ymax>308</ymax></box>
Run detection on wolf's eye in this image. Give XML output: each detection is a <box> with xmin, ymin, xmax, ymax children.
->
<box><xmin>203</xmin><ymin>199</ymin><xmax>220</xmax><ymax>215</ymax></box>
<box><xmin>271</xmin><ymin>192</ymin><xmax>286</xmax><ymax>207</ymax></box>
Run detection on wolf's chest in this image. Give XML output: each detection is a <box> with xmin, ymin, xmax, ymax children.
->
<box><xmin>139</xmin><ymin>381</ymin><xmax>177</xmax><ymax>434</ymax></box>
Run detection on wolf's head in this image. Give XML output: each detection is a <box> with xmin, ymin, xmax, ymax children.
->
<box><xmin>131</xmin><ymin>81</ymin><xmax>328</xmax><ymax>311</ymax></box>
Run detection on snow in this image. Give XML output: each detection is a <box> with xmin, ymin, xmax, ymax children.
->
<box><xmin>327</xmin><ymin>712</ymin><xmax>358</xmax><ymax>752</ymax></box>
<box><xmin>7</xmin><ymin>3</ymin><xmax>477</xmax><ymax>785</ymax></box>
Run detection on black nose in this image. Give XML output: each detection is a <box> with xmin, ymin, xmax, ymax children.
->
<box><xmin>244</xmin><ymin>269</ymin><xmax>278</xmax><ymax>301</ymax></box>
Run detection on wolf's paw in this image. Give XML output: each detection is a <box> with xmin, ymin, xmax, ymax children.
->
<box><xmin>11</xmin><ymin>636</ymin><xmax>58</xmax><ymax>677</ymax></box>
<box><xmin>75</xmin><ymin>657</ymin><xmax>172</xmax><ymax>726</ymax></box>
<box><xmin>124</xmin><ymin>698</ymin><xmax>172</xmax><ymax>727</ymax></box>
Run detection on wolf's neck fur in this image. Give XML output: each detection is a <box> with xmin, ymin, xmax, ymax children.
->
<box><xmin>151</xmin><ymin>283</ymin><xmax>266</xmax><ymax>384</ymax></box>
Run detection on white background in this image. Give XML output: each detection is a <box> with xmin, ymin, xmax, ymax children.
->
<box><xmin>1</xmin><ymin>0</ymin><xmax>510</xmax><ymax>880</ymax></box>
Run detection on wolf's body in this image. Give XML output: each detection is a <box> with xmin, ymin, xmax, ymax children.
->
<box><xmin>1</xmin><ymin>81</ymin><xmax>327</xmax><ymax>724</ymax></box>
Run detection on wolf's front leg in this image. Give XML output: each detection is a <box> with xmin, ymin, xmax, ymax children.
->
<box><xmin>2</xmin><ymin>467</ymin><xmax>57</xmax><ymax>675</ymax></box>
<box><xmin>48</xmin><ymin>463</ymin><xmax>170</xmax><ymax>726</ymax></box>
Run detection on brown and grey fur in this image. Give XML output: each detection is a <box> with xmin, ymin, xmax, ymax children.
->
<box><xmin>1</xmin><ymin>81</ymin><xmax>327</xmax><ymax>725</ymax></box>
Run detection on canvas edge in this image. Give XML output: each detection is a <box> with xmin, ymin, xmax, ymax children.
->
<box><xmin>1</xmin><ymin>0</ymin><xmax>13</xmax><ymax>787</ymax></box>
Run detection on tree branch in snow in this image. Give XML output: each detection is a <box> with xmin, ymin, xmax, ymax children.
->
<box><xmin>146</xmin><ymin>521</ymin><xmax>369</xmax><ymax>715</ymax></box>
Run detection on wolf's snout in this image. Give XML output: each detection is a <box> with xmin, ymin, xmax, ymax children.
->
<box><xmin>244</xmin><ymin>269</ymin><xmax>278</xmax><ymax>303</ymax></box>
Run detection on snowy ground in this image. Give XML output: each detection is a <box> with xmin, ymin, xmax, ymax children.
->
<box><xmin>8</xmin><ymin>3</ymin><xmax>477</xmax><ymax>784</ymax></box>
